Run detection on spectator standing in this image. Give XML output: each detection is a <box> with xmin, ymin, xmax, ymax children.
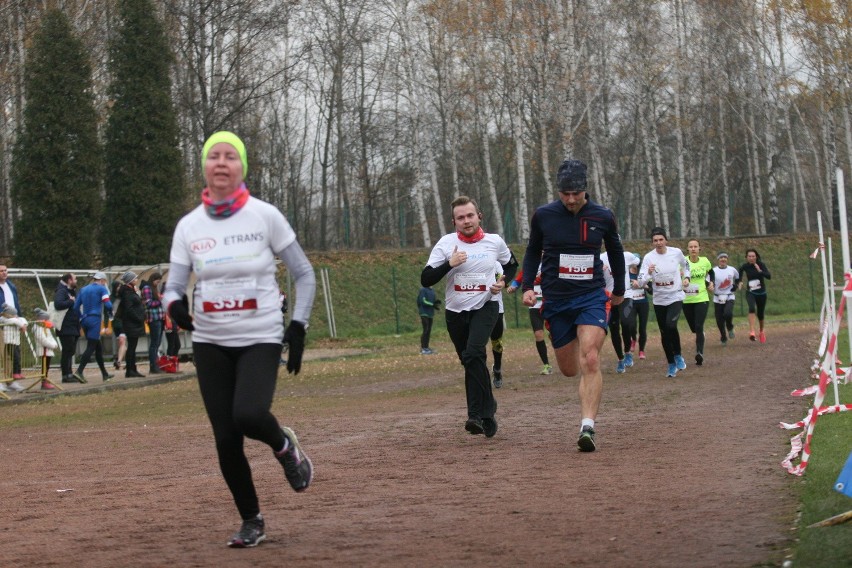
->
<box><xmin>142</xmin><ymin>272</ymin><xmax>165</xmax><ymax>373</ymax></box>
<box><xmin>32</xmin><ymin>308</ymin><xmax>58</xmax><ymax>390</ymax></box>
<box><xmin>72</xmin><ymin>272</ymin><xmax>114</xmax><ymax>383</ymax></box>
<box><xmin>54</xmin><ymin>273</ymin><xmax>82</xmax><ymax>383</ymax></box>
<box><xmin>115</xmin><ymin>271</ymin><xmax>146</xmax><ymax>378</ymax></box>
<box><xmin>0</xmin><ymin>264</ymin><xmax>24</xmax><ymax>387</ymax></box>
<box><xmin>110</xmin><ymin>279</ymin><xmax>128</xmax><ymax>371</ymax></box>
<box><xmin>0</xmin><ymin>304</ymin><xmax>28</xmax><ymax>392</ymax></box>
<box><xmin>417</xmin><ymin>285</ymin><xmax>440</xmax><ymax>355</ymax></box>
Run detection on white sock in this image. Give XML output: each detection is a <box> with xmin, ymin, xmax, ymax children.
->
<box><xmin>581</xmin><ymin>418</ymin><xmax>595</xmax><ymax>432</ymax></box>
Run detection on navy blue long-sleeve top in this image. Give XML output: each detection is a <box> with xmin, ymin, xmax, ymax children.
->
<box><xmin>522</xmin><ymin>198</ymin><xmax>625</xmax><ymax>300</ymax></box>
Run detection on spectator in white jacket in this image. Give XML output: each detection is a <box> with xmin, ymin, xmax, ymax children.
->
<box><xmin>1</xmin><ymin>303</ymin><xmax>28</xmax><ymax>392</ymax></box>
<box><xmin>32</xmin><ymin>308</ymin><xmax>59</xmax><ymax>391</ymax></box>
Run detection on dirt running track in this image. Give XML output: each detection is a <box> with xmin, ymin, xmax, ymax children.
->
<box><xmin>0</xmin><ymin>322</ymin><xmax>812</xmax><ymax>567</ymax></box>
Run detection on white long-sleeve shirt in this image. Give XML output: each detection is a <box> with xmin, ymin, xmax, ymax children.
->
<box><xmin>636</xmin><ymin>247</ymin><xmax>690</xmax><ymax>306</ymax></box>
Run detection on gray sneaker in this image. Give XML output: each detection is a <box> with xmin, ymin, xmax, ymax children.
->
<box><xmin>275</xmin><ymin>427</ymin><xmax>313</xmax><ymax>492</ymax></box>
<box><xmin>492</xmin><ymin>365</ymin><xmax>503</xmax><ymax>388</ymax></box>
<box><xmin>577</xmin><ymin>426</ymin><xmax>596</xmax><ymax>452</ymax></box>
<box><xmin>227</xmin><ymin>514</ymin><xmax>266</xmax><ymax>548</ymax></box>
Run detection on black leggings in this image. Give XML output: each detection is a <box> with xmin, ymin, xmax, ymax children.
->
<box><xmin>653</xmin><ymin>302</ymin><xmax>683</xmax><ymax>364</ymax></box>
<box><xmin>682</xmin><ymin>301</ymin><xmax>708</xmax><ymax>355</ymax></box>
<box><xmin>608</xmin><ymin>299</ymin><xmax>635</xmax><ymax>359</ymax></box>
<box><xmin>632</xmin><ymin>301</ymin><xmax>649</xmax><ymax>351</ymax></box>
<box><xmin>193</xmin><ymin>342</ymin><xmax>286</xmax><ymax>520</ymax></box>
<box><xmin>420</xmin><ymin>316</ymin><xmax>433</xmax><ymax>349</ymax></box>
<box><xmin>746</xmin><ymin>292</ymin><xmax>768</xmax><ymax>320</ymax></box>
<box><xmin>715</xmin><ymin>300</ymin><xmax>735</xmax><ymax>338</ymax></box>
<box><xmin>77</xmin><ymin>338</ymin><xmax>107</xmax><ymax>375</ymax></box>
<box><xmin>491</xmin><ymin>312</ymin><xmax>504</xmax><ymax>370</ymax></box>
<box><xmin>445</xmin><ymin>301</ymin><xmax>498</xmax><ymax>421</ymax></box>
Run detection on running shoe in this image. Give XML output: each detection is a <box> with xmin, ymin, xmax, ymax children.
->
<box><xmin>465</xmin><ymin>418</ymin><xmax>484</xmax><ymax>435</ymax></box>
<box><xmin>227</xmin><ymin>514</ymin><xmax>266</xmax><ymax>548</ymax></box>
<box><xmin>492</xmin><ymin>365</ymin><xmax>503</xmax><ymax>389</ymax></box>
<box><xmin>695</xmin><ymin>353</ymin><xmax>704</xmax><ymax>366</ymax></box>
<box><xmin>276</xmin><ymin>427</ymin><xmax>313</xmax><ymax>492</ymax></box>
<box><xmin>759</xmin><ymin>331</ymin><xmax>766</xmax><ymax>344</ymax></box>
<box><xmin>102</xmin><ymin>373</ymin><xmax>115</xmax><ymax>382</ymax></box>
<box><xmin>420</xmin><ymin>348</ymin><xmax>432</xmax><ymax>355</ymax></box>
<box><xmin>0</xmin><ymin>383</ymin><xmax>7</xmax><ymax>393</ymax></box>
<box><xmin>7</xmin><ymin>381</ymin><xmax>25</xmax><ymax>392</ymax></box>
<box><xmin>728</xmin><ymin>328</ymin><xmax>735</xmax><ymax>339</ymax></box>
<box><xmin>577</xmin><ymin>426</ymin><xmax>596</xmax><ymax>452</ymax></box>
<box><xmin>616</xmin><ymin>360</ymin><xmax>626</xmax><ymax>374</ymax></box>
<box><xmin>482</xmin><ymin>417</ymin><xmax>498</xmax><ymax>438</ymax></box>
<box><xmin>674</xmin><ymin>354</ymin><xmax>687</xmax><ymax>370</ymax></box>
<box><xmin>749</xmin><ymin>332</ymin><xmax>756</xmax><ymax>342</ymax></box>
<box><xmin>720</xmin><ymin>336</ymin><xmax>727</xmax><ymax>345</ymax></box>
<box><xmin>638</xmin><ymin>351</ymin><xmax>646</xmax><ymax>360</ymax></box>
<box><xmin>41</xmin><ymin>380</ymin><xmax>56</xmax><ymax>391</ymax></box>
<box><xmin>666</xmin><ymin>363</ymin><xmax>678</xmax><ymax>377</ymax></box>
<box><xmin>624</xmin><ymin>353</ymin><xmax>634</xmax><ymax>367</ymax></box>
<box><xmin>540</xmin><ymin>363</ymin><xmax>553</xmax><ymax>375</ymax></box>
<box><xmin>72</xmin><ymin>372</ymin><xmax>88</xmax><ymax>384</ymax></box>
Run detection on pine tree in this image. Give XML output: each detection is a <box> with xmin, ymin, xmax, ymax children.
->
<box><xmin>10</xmin><ymin>10</ymin><xmax>102</xmax><ymax>268</ymax></box>
<box><xmin>101</xmin><ymin>0</ymin><xmax>185</xmax><ymax>265</ymax></box>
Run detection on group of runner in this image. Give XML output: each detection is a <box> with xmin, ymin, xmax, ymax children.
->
<box><xmin>164</xmin><ymin>134</ymin><xmax>772</xmax><ymax>549</ymax></box>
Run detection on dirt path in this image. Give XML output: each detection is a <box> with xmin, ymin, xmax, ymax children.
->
<box><xmin>0</xmin><ymin>322</ymin><xmax>811</xmax><ymax>567</ymax></box>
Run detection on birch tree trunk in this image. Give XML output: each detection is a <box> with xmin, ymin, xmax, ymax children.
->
<box><xmin>718</xmin><ymin>99</ymin><xmax>731</xmax><ymax>237</ymax></box>
<box><xmin>672</xmin><ymin>0</ymin><xmax>689</xmax><ymax>237</ymax></box>
<box><xmin>476</xmin><ymin>108</ymin><xmax>504</xmax><ymax>238</ymax></box>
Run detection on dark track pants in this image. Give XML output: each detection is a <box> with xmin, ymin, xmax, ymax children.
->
<box><xmin>445</xmin><ymin>301</ymin><xmax>498</xmax><ymax>421</ymax></box>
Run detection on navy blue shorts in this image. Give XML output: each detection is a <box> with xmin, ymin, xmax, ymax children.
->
<box><xmin>542</xmin><ymin>288</ymin><xmax>608</xmax><ymax>349</ymax></box>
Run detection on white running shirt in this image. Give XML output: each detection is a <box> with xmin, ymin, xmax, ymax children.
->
<box><xmin>601</xmin><ymin>251</ymin><xmax>639</xmax><ymax>293</ymax></box>
<box><xmin>169</xmin><ymin>197</ymin><xmax>296</xmax><ymax>346</ymax></box>
<box><xmin>427</xmin><ymin>233</ymin><xmax>512</xmax><ymax>313</ymax></box>
<box><xmin>637</xmin><ymin>247</ymin><xmax>690</xmax><ymax>306</ymax></box>
<box><xmin>711</xmin><ymin>265</ymin><xmax>740</xmax><ymax>304</ymax></box>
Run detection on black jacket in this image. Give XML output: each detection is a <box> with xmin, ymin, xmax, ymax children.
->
<box><xmin>54</xmin><ymin>281</ymin><xmax>80</xmax><ymax>337</ymax></box>
<box><xmin>116</xmin><ymin>284</ymin><xmax>147</xmax><ymax>338</ymax></box>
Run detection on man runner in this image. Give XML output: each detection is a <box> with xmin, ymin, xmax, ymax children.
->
<box><xmin>522</xmin><ymin>159</ymin><xmax>625</xmax><ymax>452</ymax></box>
<box><xmin>422</xmin><ymin>196</ymin><xmax>517</xmax><ymax>438</ymax></box>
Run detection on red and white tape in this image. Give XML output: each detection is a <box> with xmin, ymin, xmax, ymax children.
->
<box><xmin>781</xmin><ymin>267</ymin><xmax>852</xmax><ymax>475</ymax></box>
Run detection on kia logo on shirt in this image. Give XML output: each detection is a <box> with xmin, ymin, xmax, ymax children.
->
<box><xmin>190</xmin><ymin>238</ymin><xmax>217</xmax><ymax>253</ymax></box>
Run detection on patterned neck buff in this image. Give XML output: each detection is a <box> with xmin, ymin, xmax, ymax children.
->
<box><xmin>201</xmin><ymin>183</ymin><xmax>250</xmax><ymax>218</ymax></box>
<box><xmin>457</xmin><ymin>227</ymin><xmax>485</xmax><ymax>244</ymax></box>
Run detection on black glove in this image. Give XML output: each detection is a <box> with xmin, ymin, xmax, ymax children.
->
<box><xmin>168</xmin><ymin>295</ymin><xmax>195</xmax><ymax>331</ymax></box>
<box><xmin>283</xmin><ymin>320</ymin><xmax>306</xmax><ymax>374</ymax></box>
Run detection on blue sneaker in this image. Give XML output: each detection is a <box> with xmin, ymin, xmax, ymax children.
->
<box><xmin>624</xmin><ymin>353</ymin><xmax>634</xmax><ymax>367</ymax></box>
<box><xmin>674</xmin><ymin>354</ymin><xmax>687</xmax><ymax>370</ymax></box>
<box><xmin>616</xmin><ymin>359</ymin><xmax>626</xmax><ymax>374</ymax></box>
<box><xmin>667</xmin><ymin>363</ymin><xmax>677</xmax><ymax>377</ymax></box>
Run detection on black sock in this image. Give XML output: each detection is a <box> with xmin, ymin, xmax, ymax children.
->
<box><xmin>536</xmin><ymin>340</ymin><xmax>549</xmax><ymax>364</ymax></box>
